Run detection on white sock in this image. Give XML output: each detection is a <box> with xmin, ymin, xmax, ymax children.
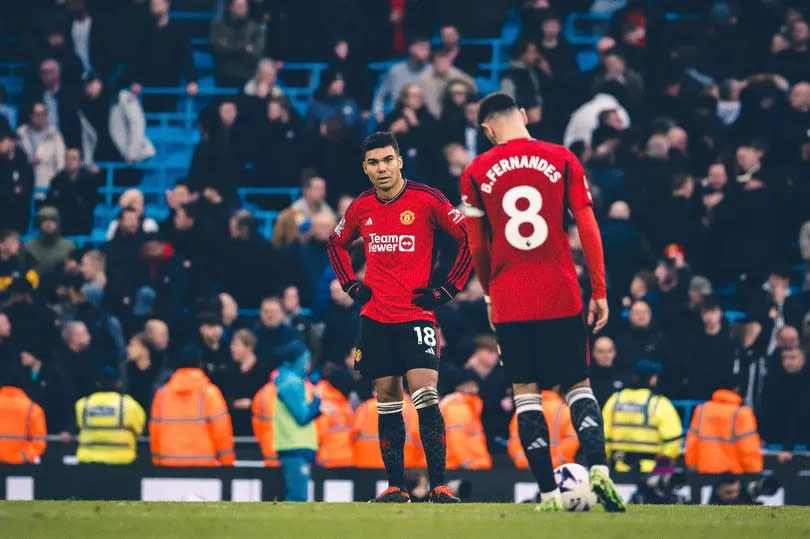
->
<box><xmin>540</xmin><ymin>488</ymin><xmax>561</xmax><ymax>502</ymax></box>
<box><xmin>591</xmin><ymin>464</ymin><xmax>610</xmax><ymax>477</ymax></box>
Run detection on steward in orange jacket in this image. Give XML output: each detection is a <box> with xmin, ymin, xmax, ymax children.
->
<box><xmin>352</xmin><ymin>396</ymin><xmax>425</xmax><ymax>469</ymax></box>
<box><xmin>315</xmin><ymin>378</ymin><xmax>354</xmax><ymax>468</ymax></box>
<box><xmin>508</xmin><ymin>390</ymin><xmax>578</xmax><ymax>469</ymax></box>
<box><xmin>252</xmin><ymin>380</ymin><xmax>281</xmax><ymax>467</ymax></box>
<box><xmin>0</xmin><ymin>369</ymin><xmax>47</xmax><ymax>464</ymax></box>
<box><xmin>685</xmin><ymin>389</ymin><xmax>763</xmax><ymax>474</ymax></box>
<box><xmin>439</xmin><ymin>371</ymin><xmax>492</xmax><ymax>470</ymax></box>
<box><xmin>150</xmin><ymin>349</ymin><xmax>234</xmax><ymax>466</ymax></box>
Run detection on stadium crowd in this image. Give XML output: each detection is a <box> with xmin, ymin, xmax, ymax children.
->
<box><xmin>0</xmin><ymin>0</ymin><xmax>809</xmax><ymax>473</ymax></box>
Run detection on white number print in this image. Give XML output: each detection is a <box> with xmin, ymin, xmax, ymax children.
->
<box><xmin>413</xmin><ymin>326</ymin><xmax>437</xmax><ymax>347</ymax></box>
<box><xmin>502</xmin><ymin>185</ymin><xmax>548</xmax><ymax>250</ymax></box>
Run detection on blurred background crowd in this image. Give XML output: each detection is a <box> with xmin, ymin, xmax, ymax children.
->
<box><xmin>0</xmin><ymin>0</ymin><xmax>808</xmax><ymax>471</ymax></box>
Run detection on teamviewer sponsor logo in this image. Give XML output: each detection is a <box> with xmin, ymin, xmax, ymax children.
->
<box><xmin>368</xmin><ymin>234</ymin><xmax>416</xmax><ymax>253</ymax></box>
<box><xmin>398</xmin><ymin>235</ymin><xmax>415</xmax><ymax>252</ymax></box>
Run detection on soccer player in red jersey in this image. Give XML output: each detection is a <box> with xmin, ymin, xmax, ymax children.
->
<box><xmin>459</xmin><ymin>93</ymin><xmax>625</xmax><ymax>511</ymax></box>
<box><xmin>328</xmin><ymin>132</ymin><xmax>471</xmax><ymax>503</ymax></box>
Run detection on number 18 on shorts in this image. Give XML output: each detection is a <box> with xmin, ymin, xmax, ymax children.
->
<box><xmin>354</xmin><ymin>316</ymin><xmax>440</xmax><ymax>379</ymax></box>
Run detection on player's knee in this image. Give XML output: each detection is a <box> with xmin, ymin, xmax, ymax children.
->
<box><xmin>411</xmin><ymin>386</ymin><xmax>439</xmax><ymax>409</ymax></box>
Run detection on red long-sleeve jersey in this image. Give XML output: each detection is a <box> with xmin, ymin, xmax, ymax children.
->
<box><xmin>328</xmin><ymin>180</ymin><xmax>471</xmax><ymax>324</ymax></box>
<box><xmin>459</xmin><ymin>137</ymin><xmax>606</xmax><ymax>324</ymax></box>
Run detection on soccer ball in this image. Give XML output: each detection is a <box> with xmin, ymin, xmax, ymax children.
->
<box><xmin>554</xmin><ymin>463</ymin><xmax>597</xmax><ymax>511</ymax></box>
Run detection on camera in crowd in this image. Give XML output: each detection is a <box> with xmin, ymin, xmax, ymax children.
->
<box><xmin>709</xmin><ymin>473</ymin><xmax>781</xmax><ymax>505</ymax></box>
<box><xmin>630</xmin><ymin>457</ymin><xmax>689</xmax><ymax>504</ymax></box>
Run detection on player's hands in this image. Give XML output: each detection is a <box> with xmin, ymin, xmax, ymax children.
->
<box><xmin>343</xmin><ymin>280</ymin><xmax>373</xmax><ymax>306</ymax></box>
<box><xmin>412</xmin><ymin>285</ymin><xmax>457</xmax><ymax>310</ymax></box>
<box><xmin>588</xmin><ymin>297</ymin><xmax>609</xmax><ymax>334</ymax></box>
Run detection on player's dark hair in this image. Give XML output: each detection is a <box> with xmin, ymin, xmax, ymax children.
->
<box><xmin>361</xmin><ymin>132</ymin><xmax>400</xmax><ymax>158</ymax></box>
<box><xmin>477</xmin><ymin>92</ymin><xmax>518</xmax><ymax>125</ymax></box>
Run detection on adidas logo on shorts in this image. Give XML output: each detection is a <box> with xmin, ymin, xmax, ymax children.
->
<box><xmin>425</xmin><ymin>347</ymin><xmax>435</xmax><ymax>355</ymax></box>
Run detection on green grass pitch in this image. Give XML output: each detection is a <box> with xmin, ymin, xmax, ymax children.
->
<box><xmin>2</xmin><ymin>501</ymin><xmax>809</xmax><ymax>539</ymax></box>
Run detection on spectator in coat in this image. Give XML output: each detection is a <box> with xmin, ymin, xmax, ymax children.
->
<box><xmin>45</xmin><ymin>148</ymin><xmax>98</xmax><ymax>236</ymax></box>
<box><xmin>600</xmin><ymin>201</ymin><xmax>653</xmax><ymax>299</ymax></box>
<box><xmin>23</xmin><ymin>207</ymin><xmax>76</xmax><ymax>278</ymax></box>
<box><xmin>500</xmin><ymin>39</ymin><xmax>547</xmax><ymax>127</ymax></box>
<box><xmin>221</xmin><ymin>329</ymin><xmax>269</xmax><ymax>435</ymax></box>
<box><xmin>20</xmin><ymin>346</ymin><xmax>72</xmax><ymax>436</ymax></box>
<box><xmin>66</xmin><ymin>0</ymin><xmax>114</xmax><ymax>79</ymax></box>
<box><xmin>0</xmin><ymin>230</ymin><xmax>38</xmax><ymax>293</ymax></box>
<box><xmin>0</xmin><ymin>128</ymin><xmax>35</xmax><ymax>234</ymax></box>
<box><xmin>23</xmin><ymin>59</ymin><xmax>82</xmax><ymax>149</ymax></box>
<box><xmin>683</xmin><ymin>298</ymin><xmax>737</xmax><ymax>401</ymax></box>
<box><xmin>418</xmin><ymin>48</ymin><xmax>477</xmax><ymax>119</ymax></box>
<box><xmin>321</xmin><ymin>279</ymin><xmax>361</xmax><ymax>365</ymax></box>
<box><xmin>125</xmin><ymin>332</ymin><xmax>161</xmax><ymax>413</ymax></box>
<box><xmin>306</xmin><ymin>68</ymin><xmax>361</xmax><ymax>139</ymax></box>
<box><xmin>372</xmin><ymin>35</ymin><xmax>430</xmax><ymax>122</ymax></box>
<box><xmin>328</xmin><ymin>39</ymin><xmax>372</xmax><ymax>115</ymax></box>
<box><xmin>590</xmin><ymin>336</ymin><xmax>627</xmax><ymax>406</ymax></box>
<box><xmin>440</xmin><ymin>369</ymin><xmax>493</xmax><ymax>470</ymax></box>
<box><xmin>614</xmin><ymin>300</ymin><xmax>675</xmax><ymax>394</ymax></box>
<box><xmin>217</xmin><ymin>210</ymin><xmax>279</xmax><ymax>307</ymax></box>
<box><xmin>760</xmin><ymin>346</ymin><xmax>810</xmax><ymax>461</ymax></box>
<box><xmin>17</xmin><ymin>101</ymin><xmax>66</xmax><ymax>191</ymax></box>
<box><xmin>54</xmin><ymin>320</ymin><xmax>101</xmax><ymax>401</ymax></box>
<box><xmin>131</xmin><ymin>0</ymin><xmax>198</xmax><ymax>111</ymax></box>
<box><xmin>109</xmin><ymin>87</ymin><xmax>155</xmax><ymax>165</ymax></box>
<box><xmin>210</xmin><ymin>0</ymin><xmax>265</xmax><ymax>87</ymax></box>
<box><xmin>106</xmin><ymin>188</ymin><xmax>159</xmax><ymax>240</ymax></box>
<box><xmin>253</xmin><ymin>296</ymin><xmax>302</xmax><ymax>369</ymax></box>
<box><xmin>272</xmin><ymin>175</ymin><xmax>336</xmax><ymax>248</ymax></box>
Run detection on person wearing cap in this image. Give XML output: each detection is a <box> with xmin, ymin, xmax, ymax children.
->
<box><xmin>75</xmin><ymin>366</ymin><xmax>146</xmax><ymax>465</ymax></box>
<box><xmin>150</xmin><ymin>345</ymin><xmax>234</xmax><ymax>467</ymax></box>
<box><xmin>23</xmin><ymin>206</ymin><xmax>76</xmax><ymax>278</ymax></box>
<box><xmin>0</xmin><ymin>125</ymin><xmax>35</xmax><ymax>234</ymax></box>
<box><xmin>439</xmin><ymin>369</ymin><xmax>492</xmax><ymax>470</ymax></box>
<box><xmin>0</xmin><ymin>366</ymin><xmax>47</xmax><ymax>464</ymax></box>
<box><xmin>252</xmin><ymin>340</ymin><xmax>320</xmax><ymax>501</ymax></box>
<box><xmin>306</xmin><ymin>67</ymin><xmax>361</xmax><ymax>137</ymax></box>
<box><xmin>602</xmin><ymin>359</ymin><xmax>683</xmax><ymax>473</ymax></box>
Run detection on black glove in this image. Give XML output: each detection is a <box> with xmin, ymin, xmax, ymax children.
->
<box><xmin>343</xmin><ymin>280</ymin><xmax>373</xmax><ymax>306</ymax></box>
<box><xmin>412</xmin><ymin>284</ymin><xmax>457</xmax><ymax>310</ymax></box>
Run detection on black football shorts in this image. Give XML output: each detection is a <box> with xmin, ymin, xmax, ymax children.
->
<box><xmin>494</xmin><ymin>314</ymin><xmax>590</xmax><ymax>390</ymax></box>
<box><xmin>354</xmin><ymin>316</ymin><xmax>440</xmax><ymax>379</ymax></box>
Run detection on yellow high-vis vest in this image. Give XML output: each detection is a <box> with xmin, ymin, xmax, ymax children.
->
<box><xmin>75</xmin><ymin>391</ymin><xmax>146</xmax><ymax>464</ymax></box>
<box><xmin>602</xmin><ymin>388</ymin><xmax>683</xmax><ymax>472</ymax></box>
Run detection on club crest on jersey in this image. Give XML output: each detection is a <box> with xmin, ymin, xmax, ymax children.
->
<box><xmin>400</xmin><ymin>210</ymin><xmax>415</xmax><ymax>225</ymax></box>
<box><xmin>354</xmin><ymin>348</ymin><xmax>362</xmax><ymax>362</ymax></box>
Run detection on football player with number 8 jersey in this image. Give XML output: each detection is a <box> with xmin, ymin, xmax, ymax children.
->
<box><xmin>459</xmin><ymin>93</ymin><xmax>625</xmax><ymax>512</ymax></box>
<box><xmin>328</xmin><ymin>132</ymin><xmax>471</xmax><ymax>503</ymax></box>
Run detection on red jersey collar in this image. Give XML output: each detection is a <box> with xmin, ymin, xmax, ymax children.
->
<box><xmin>375</xmin><ymin>179</ymin><xmax>408</xmax><ymax>205</ymax></box>
<box><xmin>497</xmin><ymin>137</ymin><xmax>535</xmax><ymax>146</ymax></box>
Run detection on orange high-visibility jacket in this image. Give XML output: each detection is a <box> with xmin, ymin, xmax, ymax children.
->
<box><xmin>150</xmin><ymin>368</ymin><xmax>235</xmax><ymax>466</ymax></box>
<box><xmin>0</xmin><ymin>386</ymin><xmax>47</xmax><ymax>464</ymax></box>
<box><xmin>315</xmin><ymin>380</ymin><xmax>354</xmax><ymax>468</ymax></box>
<box><xmin>685</xmin><ymin>389</ymin><xmax>763</xmax><ymax>474</ymax></box>
<box><xmin>440</xmin><ymin>392</ymin><xmax>492</xmax><ymax>470</ymax></box>
<box><xmin>351</xmin><ymin>397</ymin><xmax>427</xmax><ymax>469</ymax></box>
<box><xmin>508</xmin><ymin>390</ymin><xmax>579</xmax><ymax>469</ymax></box>
<box><xmin>403</xmin><ymin>397</ymin><xmax>427</xmax><ymax>469</ymax></box>
<box><xmin>251</xmin><ymin>380</ymin><xmax>280</xmax><ymax>467</ymax></box>
<box><xmin>352</xmin><ymin>398</ymin><xmax>384</xmax><ymax>468</ymax></box>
